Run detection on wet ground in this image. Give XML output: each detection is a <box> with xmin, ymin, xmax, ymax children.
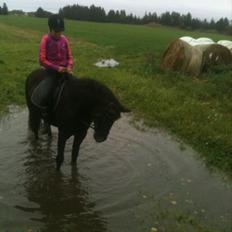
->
<box><xmin>0</xmin><ymin>107</ymin><xmax>231</xmax><ymax>232</ymax></box>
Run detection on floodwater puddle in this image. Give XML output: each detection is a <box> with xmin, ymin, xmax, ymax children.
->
<box><xmin>0</xmin><ymin>108</ymin><xmax>231</xmax><ymax>232</ymax></box>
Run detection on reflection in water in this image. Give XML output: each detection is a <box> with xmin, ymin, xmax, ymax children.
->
<box><xmin>1</xmin><ymin>109</ymin><xmax>232</xmax><ymax>232</ymax></box>
<box><xmin>17</xmin><ymin>134</ymin><xmax>106</xmax><ymax>232</ymax></box>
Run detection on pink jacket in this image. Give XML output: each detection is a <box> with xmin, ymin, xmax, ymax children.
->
<box><xmin>39</xmin><ymin>33</ymin><xmax>73</xmax><ymax>71</ymax></box>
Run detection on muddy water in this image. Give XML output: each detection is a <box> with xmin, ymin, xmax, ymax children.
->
<box><xmin>0</xmin><ymin>108</ymin><xmax>231</xmax><ymax>232</ymax></box>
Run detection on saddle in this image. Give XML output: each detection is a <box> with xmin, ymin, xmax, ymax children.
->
<box><xmin>31</xmin><ymin>73</ymin><xmax>68</xmax><ymax>113</ymax></box>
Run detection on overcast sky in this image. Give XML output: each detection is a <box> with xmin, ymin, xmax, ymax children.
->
<box><xmin>1</xmin><ymin>0</ymin><xmax>232</xmax><ymax>20</ymax></box>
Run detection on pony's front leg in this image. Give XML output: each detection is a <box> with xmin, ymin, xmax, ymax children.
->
<box><xmin>71</xmin><ymin>130</ymin><xmax>87</xmax><ymax>164</ymax></box>
<box><xmin>56</xmin><ymin>130</ymin><xmax>70</xmax><ymax>170</ymax></box>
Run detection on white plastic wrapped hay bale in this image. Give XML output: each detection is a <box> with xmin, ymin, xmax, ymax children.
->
<box><xmin>180</xmin><ymin>36</ymin><xmax>195</xmax><ymax>45</ymax></box>
<box><xmin>161</xmin><ymin>39</ymin><xmax>203</xmax><ymax>76</ymax></box>
<box><xmin>180</xmin><ymin>37</ymin><xmax>214</xmax><ymax>47</ymax></box>
<box><xmin>193</xmin><ymin>38</ymin><xmax>215</xmax><ymax>51</ymax></box>
<box><xmin>195</xmin><ymin>37</ymin><xmax>214</xmax><ymax>44</ymax></box>
<box><xmin>186</xmin><ymin>46</ymin><xmax>203</xmax><ymax>76</ymax></box>
<box><xmin>201</xmin><ymin>44</ymin><xmax>232</xmax><ymax>71</ymax></box>
<box><xmin>217</xmin><ymin>40</ymin><xmax>232</xmax><ymax>54</ymax></box>
<box><xmin>195</xmin><ymin>44</ymin><xmax>212</xmax><ymax>52</ymax></box>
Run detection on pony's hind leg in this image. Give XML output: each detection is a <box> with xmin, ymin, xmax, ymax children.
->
<box><xmin>28</xmin><ymin>109</ymin><xmax>41</xmax><ymax>139</ymax></box>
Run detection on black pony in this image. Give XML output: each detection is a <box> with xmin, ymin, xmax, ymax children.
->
<box><xmin>25</xmin><ymin>69</ymin><xmax>129</xmax><ymax>170</ymax></box>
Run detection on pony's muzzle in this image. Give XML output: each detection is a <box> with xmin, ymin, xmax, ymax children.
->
<box><xmin>94</xmin><ymin>133</ymin><xmax>107</xmax><ymax>143</ymax></box>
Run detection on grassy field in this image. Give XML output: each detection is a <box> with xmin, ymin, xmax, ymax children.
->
<box><xmin>0</xmin><ymin>15</ymin><xmax>232</xmax><ymax>175</ymax></box>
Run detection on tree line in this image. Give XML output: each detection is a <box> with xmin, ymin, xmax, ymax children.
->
<box><xmin>2</xmin><ymin>1</ymin><xmax>231</xmax><ymax>34</ymax></box>
<box><xmin>57</xmin><ymin>4</ymin><xmax>232</xmax><ymax>34</ymax></box>
<box><xmin>147</xmin><ymin>12</ymin><xmax>230</xmax><ymax>33</ymax></box>
<box><xmin>0</xmin><ymin>2</ymin><xmax>8</xmax><ymax>15</ymax></box>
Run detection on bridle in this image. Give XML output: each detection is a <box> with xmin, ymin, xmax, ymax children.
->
<box><xmin>81</xmin><ymin>120</ymin><xmax>95</xmax><ymax>130</ymax></box>
<box><xmin>82</xmin><ymin>106</ymin><xmax>116</xmax><ymax>131</ymax></box>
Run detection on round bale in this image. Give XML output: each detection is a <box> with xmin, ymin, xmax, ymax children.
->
<box><xmin>202</xmin><ymin>44</ymin><xmax>232</xmax><ymax>71</ymax></box>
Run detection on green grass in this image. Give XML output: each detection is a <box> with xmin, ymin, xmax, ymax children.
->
<box><xmin>0</xmin><ymin>15</ymin><xmax>232</xmax><ymax>175</ymax></box>
<box><xmin>150</xmin><ymin>207</ymin><xmax>231</xmax><ymax>232</ymax></box>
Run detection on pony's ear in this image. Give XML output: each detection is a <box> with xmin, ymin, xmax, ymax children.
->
<box><xmin>120</xmin><ymin>104</ymin><xmax>131</xmax><ymax>113</ymax></box>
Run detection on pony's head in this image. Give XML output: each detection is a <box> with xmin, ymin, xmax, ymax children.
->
<box><xmin>93</xmin><ymin>102</ymin><xmax>130</xmax><ymax>143</ymax></box>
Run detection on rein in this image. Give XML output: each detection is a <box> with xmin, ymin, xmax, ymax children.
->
<box><xmin>81</xmin><ymin>120</ymin><xmax>95</xmax><ymax>130</ymax></box>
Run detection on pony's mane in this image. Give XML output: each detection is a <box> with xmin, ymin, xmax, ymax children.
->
<box><xmin>71</xmin><ymin>76</ymin><xmax>119</xmax><ymax>104</ymax></box>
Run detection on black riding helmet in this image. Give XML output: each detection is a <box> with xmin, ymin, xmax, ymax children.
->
<box><xmin>48</xmin><ymin>14</ymin><xmax>65</xmax><ymax>32</ymax></box>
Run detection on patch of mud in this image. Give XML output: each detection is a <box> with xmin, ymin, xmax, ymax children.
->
<box><xmin>0</xmin><ymin>109</ymin><xmax>231</xmax><ymax>232</ymax></box>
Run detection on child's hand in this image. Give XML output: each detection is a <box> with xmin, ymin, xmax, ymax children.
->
<box><xmin>58</xmin><ymin>67</ymin><xmax>67</xmax><ymax>73</ymax></box>
<box><xmin>67</xmin><ymin>67</ymin><xmax>73</xmax><ymax>74</ymax></box>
